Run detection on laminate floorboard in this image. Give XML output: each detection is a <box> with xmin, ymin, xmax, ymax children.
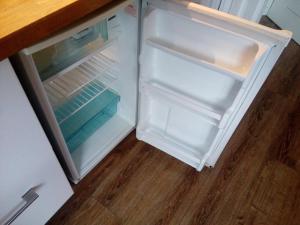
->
<box><xmin>47</xmin><ymin>17</ymin><xmax>300</xmax><ymax>225</ymax></box>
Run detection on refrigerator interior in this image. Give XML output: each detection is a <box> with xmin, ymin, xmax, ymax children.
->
<box><xmin>29</xmin><ymin>3</ymin><xmax>138</xmax><ymax>178</ymax></box>
<box><xmin>137</xmin><ymin>1</ymin><xmax>268</xmax><ymax>169</ymax></box>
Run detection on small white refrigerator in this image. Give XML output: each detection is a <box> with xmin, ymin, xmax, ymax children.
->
<box><xmin>15</xmin><ymin>0</ymin><xmax>292</xmax><ymax>183</ymax></box>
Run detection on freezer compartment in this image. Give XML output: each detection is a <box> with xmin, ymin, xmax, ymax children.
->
<box><xmin>140</xmin><ymin>44</ymin><xmax>242</xmax><ymax>112</ymax></box>
<box><xmin>143</xmin><ymin>6</ymin><xmax>267</xmax><ymax>79</ymax></box>
<box><xmin>32</xmin><ymin>20</ymin><xmax>109</xmax><ymax>81</ymax></box>
<box><xmin>137</xmin><ymin>87</ymin><xmax>219</xmax><ymax>167</ymax></box>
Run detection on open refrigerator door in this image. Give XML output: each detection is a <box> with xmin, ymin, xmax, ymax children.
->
<box><xmin>137</xmin><ymin>0</ymin><xmax>291</xmax><ymax>170</ymax></box>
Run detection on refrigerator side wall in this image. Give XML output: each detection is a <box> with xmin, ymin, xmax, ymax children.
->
<box><xmin>15</xmin><ymin>53</ymin><xmax>81</xmax><ymax>182</ymax></box>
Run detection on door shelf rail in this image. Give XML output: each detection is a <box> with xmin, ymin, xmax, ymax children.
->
<box><xmin>145</xmin><ymin>37</ymin><xmax>249</xmax><ymax>81</ymax></box>
<box><xmin>140</xmin><ymin>80</ymin><xmax>225</xmax><ymax>127</ymax></box>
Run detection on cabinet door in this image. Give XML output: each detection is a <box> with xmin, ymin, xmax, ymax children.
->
<box><xmin>137</xmin><ymin>0</ymin><xmax>291</xmax><ymax>171</ymax></box>
<box><xmin>219</xmin><ymin>0</ymin><xmax>267</xmax><ymax>22</ymax></box>
<box><xmin>0</xmin><ymin>59</ymin><xmax>73</xmax><ymax>225</ymax></box>
<box><xmin>267</xmin><ymin>0</ymin><xmax>300</xmax><ymax>44</ymax></box>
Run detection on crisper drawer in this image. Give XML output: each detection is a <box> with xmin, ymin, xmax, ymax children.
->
<box><xmin>0</xmin><ymin>60</ymin><xmax>73</xmax><ymax>225</ymax></box>
<box><xmin>55</xmin><ymin>84</ymin><xmax>120</xmax><ymax>153</ymax></box>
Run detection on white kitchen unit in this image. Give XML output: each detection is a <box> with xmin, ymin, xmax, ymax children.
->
<box><xmin>219</xmin><ymin>0</ymin><xmax>269</xmax><ymax>22</ymax></box>
<box><xmin>0</xmin><ymin>59</ymin><xmax>73</xmax><ymax>225</ymax></box>
<box><xmin>267</xmin><ymin>0</ymin><xmax>300</xmax><ymax>44</ymax></box>
<box><xmin>16</xmin><ymin>0</ymin><xmax>291</xmax><ymax>183</ymax></box>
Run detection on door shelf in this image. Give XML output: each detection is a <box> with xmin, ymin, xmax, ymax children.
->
<box><xmin>140</xmin><ymin>41</ymin><xmax>243</xmax><ymax>112</ymax></box>
<box><xmin>138</xmin><ymin>90</ymin><xmax>220</xmax><ymax>161</ymax></box>
<box><xmin>146</xmin><ymin>37</ymin><xmax>253</xmax><ymax>81</ymax></box>
<box><xmin>141</xmin><ymin>81</ymin><xmax>224</xmax><ymax>126</ymax></box>
<box><xmin>143</xmin><ymin>6</ymin><xmax>268</xmax><ymax>82</ymax></box>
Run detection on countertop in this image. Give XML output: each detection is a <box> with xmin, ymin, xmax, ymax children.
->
<box><xmin>0</xmin><ymin>0</ymin><xmax>125</xmax><ymax>60</ymax></box>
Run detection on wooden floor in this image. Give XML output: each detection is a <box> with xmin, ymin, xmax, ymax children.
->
<box><xmin>47</xmin><ymin>17</ymin><xmax>300</xmax><ymax>225</ymax></box>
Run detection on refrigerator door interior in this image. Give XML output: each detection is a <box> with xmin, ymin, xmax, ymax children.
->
<box><xmin>137</xmin><ymin>0</ymin><xmax>292</xmax><ymax>170</ymax></box>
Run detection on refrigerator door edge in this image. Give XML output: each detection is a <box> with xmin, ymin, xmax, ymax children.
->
<box><xmin>15</xmin><ymin>52</ymin><xmax>81</xmax><ymax>183</ymax></box>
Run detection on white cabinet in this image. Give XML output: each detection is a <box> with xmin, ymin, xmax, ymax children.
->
<box><xmin>194</xmin><ymin>0</ymin><xmax>268</xmax><ymax>22</ymax></box>
<box><xmin>220</xmin><ymin>0</ymin><xmax>268</xmax><ymax>22</ymax></box>
<box><xmin>0</xmin><ymin>59</ymin><xmax>73</xmax><ymax>225</ymax></box>
<box><xmin>267</xmin><ymin>0</ymin><xmax>300</xmax><ymax>44</ymax></box>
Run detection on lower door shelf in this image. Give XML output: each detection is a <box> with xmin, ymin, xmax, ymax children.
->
<box><xmin>137</xmin><ymin>89</ymin><xmax>220</xmax><ymax>170</ymax></box>
<box><xmin>141</xmin><ymin>81</ymin><xmax>224</xmax><ymax>126</ymax></box>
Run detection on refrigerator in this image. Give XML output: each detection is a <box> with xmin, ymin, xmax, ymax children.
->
<box><xmin>15</xmin><ymin>0</ymin><xmax>292</xmax><ymax>183</ymax></box>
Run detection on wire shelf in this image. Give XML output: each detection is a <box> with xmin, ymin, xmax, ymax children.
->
<box><xmin>55</xmin><ymin>80</ymin><xmax>111</xmax><ymax>124</ymax></box>
<box><xmin>43</xmin><ymin>52</ymin><xmax>119</xmax><ymax>124</ymax></box>
<box><xmin>44</xmin><ymin>51</ymin><xmax>117</xmax><ymax>105</ymax></box>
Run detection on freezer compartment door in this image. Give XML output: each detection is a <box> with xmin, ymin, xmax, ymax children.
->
<box><xmin>137</xmin><ymin>0</ymin><xmax>291</xmax><ymax>170</ymax></box>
